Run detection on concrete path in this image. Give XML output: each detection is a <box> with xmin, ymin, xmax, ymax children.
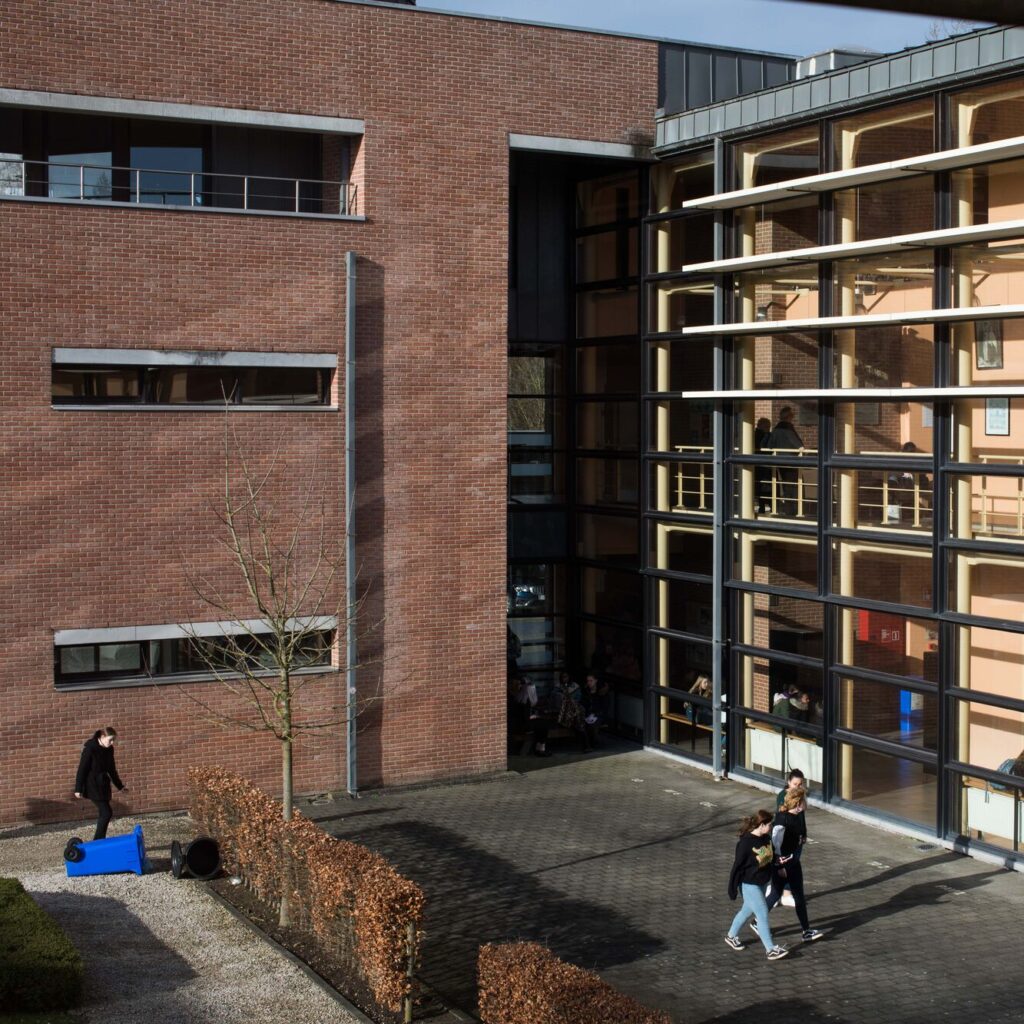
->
<box><xmin>310</xmin><ymin>748</ymin><xmax>1024</xmax><ymax>1024</ymax></box>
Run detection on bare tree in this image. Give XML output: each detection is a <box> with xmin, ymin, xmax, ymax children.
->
<box><xmin>176</xmin><ymin>414</ymin><xmax>381</xmax><ymax>923</ymax></box>
<box><xmin>926</xmin><ymin>18</ymin><xmax>987</xmax><ymax>42</ymax></box>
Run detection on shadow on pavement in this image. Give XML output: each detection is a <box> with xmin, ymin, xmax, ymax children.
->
<box><xmin>810</xmin><ymin>850</ymin><xmax>964</xmax><ymax>901</ymax></box>
<box><xmin>333</xmin><ymin>818</ymin><xmax>665</xmax><ymax>1013</ymax></box>
<box><xmin>810</xmin><ymin>867</ymin><xmax>1004</xmax><ymax>938</ymax></box>
<box><xmin>30</xmin><ymin>890</ymin><xmax>197</xmax><ymax>1006</ymax></box>
<box><xmin>703</xmin><ymin>999</ymin><xmax>848</xmax><ymax>1023</ymax></box>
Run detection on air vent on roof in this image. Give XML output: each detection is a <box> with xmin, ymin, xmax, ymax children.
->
<box><xmin>795</xmin><ymin>47</ymin><xmax>877</xmax><ymax>80</ymax></box>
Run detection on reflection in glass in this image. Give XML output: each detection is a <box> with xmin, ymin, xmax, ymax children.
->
<box><xmin>953</xmin><ymin>625</ymin><xmax>1024</xmax><ymax>704</ymax></box>
<box><xmin>832</xmin><ymin>250</ymin><xmax>935</xmax><ymax>319</ymax></box>
<box><xmin>651</xmin><ymin>459</ymin><xmax>713</xmax><ymax>515</ymax></box>
<box><xmin>838</xmin><ymin>677</ymin><xmax>936</xmax><ymax>750</ymax></box>
<box><xmin>948</xmin><ymin>550</ymin><xmax>1024</xmax><ymax>625</ymax></box>
<box><xmin>649</xmin><ymin>213</ymin><xmax>714</xmax><ymax>271</ymax></box>
<box><xmin>509</xmin><ymin>451</ymin><xmax>564</xmax><ymax>505</ymax></box>
<box><xmin>576</xmin><ymin>344</ymin><xmax>638</xmax><ymax>394</ymax></box>
<box><xmin>649</xmin><ymin>522</ymin><xmax>713</xmax><ymax>575</ymax></box>
<box><xmin>832</xmin><ymin>99</ymin><xmax>934</xmax><ymax>168</ymax></box>
<box><xmin>831</xmin><ymin>324</ymin><xmax>933</xmax><ymax>390</ymax></box>
<box><xmin>833</xmin><ymin>175</ymin><xmax>934</xmax><ymax>242</ymax></box>
<box><xmin>577</xmin><ymin>457</ymin><xmax>638</xmax><ymax>508</ymax></box>
<box><xmin>582</xmin><ymin>566</ymin><xmax>642</xmax><ymax>623</ymax></box>
<box><xmin>953</xmin><ymin>238</ymin><xmax>1024</xmax><ymax>311</ymax></box>
<box><xmin>952</xmin><ymin>317</ymin><xmax>1024</xmax><ymax>388</ymax></box>
<box><xmin>577</xmin><ymin>287</ymin><xmax>638</xmax><ymax>338</ymax></box>
<box><xmin>836</xmin><ymin>609</ymin><xmax>938</xmax><ymax>681</ymax></box>
<box><xmin>833</xmin><ymin>401</ymin><xmax>933</xmax><ymax>455</ymax></box>
<box><xmin>831</xmin><ymin>542</ymin><xmax>933</xmax><ymax>609</ymax></box>
<box><xmin>654</xmin><ymin>579</ymin><xmax>714</xmax><ymax>636</ymax></box>
<box><xmin>732</xmin><ymin>532</ymin><xmax>819</xmax><ymax>592</ymax></box>
<box><xmin>735</xmin><ymin>593</ymin><xmax>824</xmax><ymax>659</ymax></box>
<box><xmin>952</xmin><ymin>78</ymin><xmax>1024</xmax><ymax>148</ymax></box>
<box><xmin>647</xmin><ymin>339</ymin><xmax>715</xmax><ymax>393</ymax></box>
<box><xmin>737</xmin><ymin>654</ymin><xmax>823</xmax><ymax>719</ymax></box>
<box><xmin>577</xmin><ymin>512</ymin><xmax>638</xmax><ymax>566</ymax></box>
<box><xmin>508</xmin><ymin>564</ymin><xmax>564</xmax><ymax>615</ymax></box>
<box><xmin>657</xmin><ymin>693</ymin><xmax>714</xmax><ymax>759</ymax></box>
<box><xmin>837</xmin><ymin>744</ymin><xmax>936</xmax><ymax>827</ymax></box>
<box><xmin>829</xmin><ymin>466</ymin><xmax>933</xmax><ymax>534</ymax></box>
<box><xmin>577</xmin><ymin>171</ymin><xmax>640</xmax><ymax>227</ymax></box>
<box><xmin>651</xmin><ymin>153</ymin><xmax>714</xmax><ymax>213</ymax></box>
<box><xmin>731</xmin><ymin>194</ymin><xmax>817</xmax><ymax>258</ymax></box>
<box><xmin>733</xmin><ymin>264</ymin><xmax>819</xmax><ymax>324</ymax></box>
<box><xmin>52</xmin><ymin>367</ymin><xmax>141</xmax><ymax>402</ymax></box>
<box><xmin>576</xmin><ymin>227</ymin><xmax>638</xmax><ymax>283</ymax></box>
<box><xmin>576</xmin><ymin>400</ymin><xmax>638</xmax><ymax>451</ymax></box>
<box><xmin>648</xmin><ymin>280</ymin><xmax>714</xmax><ymax>333</ymax></box>
<box><xmin>649</xmin><ymin>398</ymin><xmax>714</xmax><ymax>452</ymax></box>
<box><xmin>507</xmin><ymin>396</ymin><xmax>563</xmax><ymax>448</ymax></box>
<box><xmin>507</xmin><ymin>617</ymin><xmax>565</xmax><ymax>670</ymax></box>
<box><xmin>734</xmin><ymin>127</ymin><xmax>819</xmax><ymax>190</ymax></box>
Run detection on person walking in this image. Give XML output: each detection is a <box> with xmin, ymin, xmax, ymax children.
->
<box><xmin>764</xmin><ymin>788</ymin><xmax>824</xmax><ymax>943</ymax></box>
<box><xmin>74</xmin><ymin>727</ymin><xmax>128</xmax><ymax>840</ymax></box>
<box><xmin>775</xmin><ymin>769</ymin><xmax>807</xmax><ymax>906</ymax></box>
<box><xmin>725</xmin><ymin>809</ymin><xmax>790</xmax><ymax>961</ymax></box>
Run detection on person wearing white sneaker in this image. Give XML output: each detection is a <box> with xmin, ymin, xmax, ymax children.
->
<box><xmin>726</xmin><ymin>809</ymin><xmax>789</xmax><ymax>960</ymax></box>
<box><xmin>767</xmin><ymin>788</ymin><xmax>823</xmax><ymax>945</ymax></box>
<box><xmin>775</xmin><ymin>769</ymin><xmax>807</xmax><ymax>908</ymax></box>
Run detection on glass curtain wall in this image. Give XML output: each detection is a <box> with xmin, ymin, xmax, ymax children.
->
<box><xmin>508</xmin><ymin>157</ymin><xmax>644</xmax><ymax>741</ymax></box>
<box><xmin>642</xmin><ymin>78</ymin><xmax>1024</xmax><ymax>858</ymax></box>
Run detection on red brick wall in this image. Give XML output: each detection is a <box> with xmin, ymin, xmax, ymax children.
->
<box><xmin>0</xmin><ymin>0</ymin><xmax>658</xmax><ymax>823</ymax></box>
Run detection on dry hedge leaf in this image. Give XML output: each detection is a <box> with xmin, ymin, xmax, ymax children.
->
<box><xmin>478</xmin><ymin>942</ymin><xmax>670</xmax><ymax>1024</ymax></box>
<box><xmin>188</xmin><ymin>766</ymin><xmax>425</xmax><ymax>1012</ymax></box>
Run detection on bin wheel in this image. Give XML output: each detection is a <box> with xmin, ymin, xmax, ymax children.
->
<box><xmin>64</xmin><ymin>841</ymin><xmax>85</xmax><ymax>863</ymax></box>
<box><xmin>170</xmin><ymin>839</ymin><xmax>184</xmax><ymax>879</ymax></box>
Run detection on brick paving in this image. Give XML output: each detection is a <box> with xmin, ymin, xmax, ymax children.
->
<box><xmin>311</xmin><ymin>745</ymin><xmax>1024</xmax><ymax>1024</ymax></box>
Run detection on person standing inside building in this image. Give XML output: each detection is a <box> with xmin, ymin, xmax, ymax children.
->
<box><xmin>725</xmin><ymin>809</ymin><xmax>790</xmax><ymax>961</ymax></box>
<box><xmin>74</xmin><ymin>727</ymin><xmax>128</xmax><ymax>840</ymax></box>
<box><xmin>767</xmin><ymin>406</ymin><xmax>804</xmax><ymax>516</ymax></box>
<box><xmin>754</xmin><ymin>416</ymin><xmax>772</xmax><ymax>514</ymax></box>
<box><xmin>765</xmin><ymin>788</ymin><xmax>824</xmax><ymax>943</ymax></box>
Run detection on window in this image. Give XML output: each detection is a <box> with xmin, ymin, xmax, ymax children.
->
<box><xmin>52</xmin><ymin>350</ymin><xmax>335</xmax><ymax>406</ymax></box>
<box><xmin>55</xmin><ymin>625</ymin><xmax>335</xmax><ymax>688</ymax></box>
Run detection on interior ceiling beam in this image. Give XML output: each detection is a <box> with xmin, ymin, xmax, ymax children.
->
<box><xmin>798</xmin><ymin>1</ymin><xmax>1018</xmax><ymax>23</ymax></box>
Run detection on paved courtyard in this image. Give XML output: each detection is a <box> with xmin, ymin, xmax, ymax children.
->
<box><xmin>314</xmin><ymin>746</ymin><xmax>1024</xmax><ymax>1024</ymax></box>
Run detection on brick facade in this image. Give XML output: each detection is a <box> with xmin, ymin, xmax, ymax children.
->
<box><xmin>0</xmin><ymin>0</ymin><xmax>658</xmax><ymax>824</ymax></box>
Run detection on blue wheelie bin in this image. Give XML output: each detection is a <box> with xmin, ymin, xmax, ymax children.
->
<box><xmin>64</xmin><ymin>824</ymin><xmax>147</xmax><ymax>877</ymax></box>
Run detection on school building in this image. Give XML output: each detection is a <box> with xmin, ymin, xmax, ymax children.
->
<box><xmin>2</xmin><ymin>1</ymin><xmax>1023</xmax><ymax>865</ymax></box>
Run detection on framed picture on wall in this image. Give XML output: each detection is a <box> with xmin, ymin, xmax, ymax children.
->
<box><xmin>855</xmin><ymin>402</ymin><xmax>880</xmax><ymax>426</ymax></box>
<box><xmin>976</xmin><ymin>320</ymin><xmax>1004</xmax><ymax>370</ymax></box>
<box><xmin>798</xmin><ymin>402</ymin><xmax>816</xmax><ymax>426</ymax></box>
<box><xmin>985</xmin><ymin>397</ymin><xmax>1010</xmax><ymax>436</ymax></box>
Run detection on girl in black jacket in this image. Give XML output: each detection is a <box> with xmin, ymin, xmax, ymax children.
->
<box><xmin>74</xmin><ymin>727</ymin><xmax>128</xmax><ymax>839</ymax></box>
<box><xmin>725</xmin><ymin>809</ymin><xmax>790</xmax><ymax>961</ymax></box>
<box><xmin>767</xmin><ymin>788</ymin><xmax>824</xmax><ymax>943</ymax></box>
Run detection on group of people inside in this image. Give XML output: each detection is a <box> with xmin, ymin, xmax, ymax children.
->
<box><xmin>726</xmin><ymin>769</ymin><xmax>823</xmax><ymax>961</ymax></box>
<box><xmin>771</xmin><ymin>684</ymin><xmax>823</xmax><ymax>726</ymax></box>
<box><xmin>507</xmin><ymin>671</ymin><xmax>611</xmax><ymax>756</ymax></box>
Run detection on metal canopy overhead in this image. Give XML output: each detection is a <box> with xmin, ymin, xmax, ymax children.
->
<box><xmin>800</xmin><ymin>1</ymin><xmax>1019</xmax><ymax>22</ymax></box>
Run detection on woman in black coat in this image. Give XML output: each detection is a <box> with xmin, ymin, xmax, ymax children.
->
<box><xmin>74</xmin><ymin>727</ymin><xmax>128</xmax><ymax>839</ymax></box>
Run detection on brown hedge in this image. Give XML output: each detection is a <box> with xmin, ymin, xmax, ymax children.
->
<box><xmin>478</xmin><ymin>942</ymin><xmax>670</xmax><ymax>1024</ymax></box>
<box><xmin>188</xmin><ymin>766</ymin><xmax>424</xmax><ymax>1013</ymax></box>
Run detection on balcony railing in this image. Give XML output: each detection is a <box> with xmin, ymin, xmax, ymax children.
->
<box><xmin>0</xmin><ymin>158</ymin><xmax>358</xmax><ymax>217</ymax></box>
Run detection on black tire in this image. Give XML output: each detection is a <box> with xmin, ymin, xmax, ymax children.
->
<box><xmin>170</xmin><ymin>839</ymin><xmax>184</xmax><ymax>879</ymax></box>
<box><xmin>64</xmin><ymin>842</ymin><xmax>84</xmax><ymax>863</ymax></box>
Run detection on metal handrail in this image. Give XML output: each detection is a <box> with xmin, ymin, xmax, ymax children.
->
<box><xmin>0</xmin><ymin>156</ymin><xmax>357</xmax><ymax>216</ymax></box>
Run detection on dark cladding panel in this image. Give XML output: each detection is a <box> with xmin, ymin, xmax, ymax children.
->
<box><xmin>659</xmin><ymin>43</ymin><xmax>795</xmax><ymax>116</ymax></box>
<box><xmin>687</xmin><ymin>50</ymin><xmax>713</xmax><ymax>110</ymax></box>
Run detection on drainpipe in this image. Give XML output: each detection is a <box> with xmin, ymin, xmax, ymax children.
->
<box><xmin>345</xmin><ymin>250</ymin><xmax>358</xmax><ymax>797</ymax></box>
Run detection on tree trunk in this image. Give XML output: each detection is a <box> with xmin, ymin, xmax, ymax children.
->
<box><xmin>279</xmin><ymin>706</ymin><xmax>294</xmax><ymax>928</ymax></box>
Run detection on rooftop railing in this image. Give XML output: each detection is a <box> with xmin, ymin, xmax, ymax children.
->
<box><xmin>0</xmin><ymin>157</ymin><xmax>358</xmax><ymax>217</ymax></box>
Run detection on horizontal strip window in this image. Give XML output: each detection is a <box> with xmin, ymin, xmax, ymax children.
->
<box><xmin>52</xmin><ymin>360</ymin><xmax>333</xmax><ymax>406</ymax></box>
<box><xmin>54</xmin><ymin>627</ymin><xmax>335</xmax><ymax>689</ymax></box>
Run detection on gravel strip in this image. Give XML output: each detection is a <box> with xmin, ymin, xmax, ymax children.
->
<box><xmin>0</xmin><ymin>816</ymin><xmax>360</xmax><ymax>1024</ymax></box>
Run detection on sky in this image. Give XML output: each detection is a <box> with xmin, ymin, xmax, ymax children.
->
<box><xmin>418</xmin><ymin>0</ymin><xmax>984</xmax><ymax>58</ymax></box>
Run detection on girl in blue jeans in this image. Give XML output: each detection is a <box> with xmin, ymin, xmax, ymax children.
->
<box><xmin>725</xmin><ymin>809</ymin><xmax>790</xmax><ymax>961</ymax></box>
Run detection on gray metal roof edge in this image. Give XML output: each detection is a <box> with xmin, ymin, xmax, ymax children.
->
<box><xmin>655</xmin><ymin>22</ymin><xmax>1018</xmax><ymax>155</ymax></box>
<box><xmin>328</xmin><ymin>0</ymin><xmax>797</xmax><ymax>58</ymax></box>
